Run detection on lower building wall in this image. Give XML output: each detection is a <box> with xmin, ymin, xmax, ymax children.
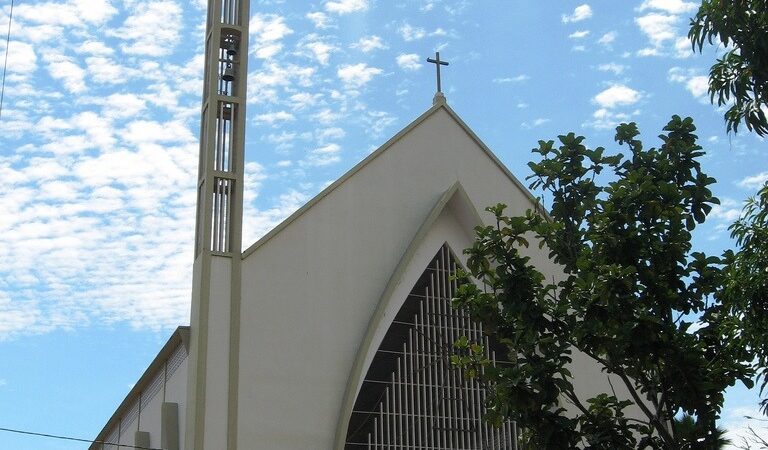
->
<box><xmin>94</xmin><ymin>337</ymin><xmax>188</xmax><ymax>450</ymax></box>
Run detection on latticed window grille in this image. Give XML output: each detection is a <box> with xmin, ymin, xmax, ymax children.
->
<box><xmin>345</xmin><ymin>244</ymin><xmax>518</xmax><ymax>449</ymax></box>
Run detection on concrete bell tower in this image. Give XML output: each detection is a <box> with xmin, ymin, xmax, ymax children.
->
<box><xmin>187</xmin><ymin>0</ymin><xmax>250</xmax><ymax>449</ymax></box>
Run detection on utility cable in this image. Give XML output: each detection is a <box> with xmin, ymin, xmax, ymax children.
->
<box><xmin>0</xmin><ymin>426</ymin><xmax>164</xmax><ymax>450</ymax></box>
<box><xmin>0</xmin><ymin>0</ymin><xmax>14</xmax><ymax>121</ymax></box>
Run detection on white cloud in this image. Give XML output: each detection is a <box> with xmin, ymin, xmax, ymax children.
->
<box><xmin>325</xmin><ymin>0</ymin><xmax>369</xmax><ymax>14</ymax></box>
<box><xmin>306</xmin><ymin>11</ymin><xmax>331</xmax><ymax>29</ymax></box>
<box><xmin>76</xmin><ymin>40</ymin><xmax>114</xmax><ymax>56</ymax></box>
<box><xmin>569</xmin><ymin>30</ymin><xmax>590</xmax><ymax>39</ymax></box>
<box><xmin>493</xmin><ymin>75</ymin><xmax>530</xmax><ymax>83</ymax></box>
<box><xmin>586</xmin><ymin>84</ymin><xmax>642</xmax><ymax>129</ymax></box>
<box><xmin>445</xmin><ymin>1</ymin><xmax>470</xmax><ymax>15</ymax></box>
<box><xmin>521</xmin><ymin>118</ymin><xmax>550</xmax><ymax>129</ymax></box>
<box><xmin>638</xmin><ymin>0</ymin><xmax>698</xmax><ymax>14</ymax></box>
<box><xmin>0</xmin><ymin>41</ymin><xmax>38</xmax><ymax>74</ymax></box>
<box><xmin>0</xmin><ymin>0</ymin><xmax>243</xmax><ymax>338</ymax></box>
<box><xmin>635</xmin><ymin>13</ymin><xmax>678</xmax><ymax>49</ymax></box>
<box><xmin>674</xmin><ymin>36</ymin><xmax>693</xmax><ymax>58</ymax></box>
<box><xmin>337</xmin><ymin>63</ymin><xmax>382</xmax><ymax>88</ymax></box>
<box><xmin>0</xmin><ymin>113</ymin><xmax>200</xmax><ymax>337</ymax></box>
<box><xmin>593</xmin><ymin>84</ymin><xmax>641</xmax><ymax>108</ymax></box>
<box><xmin>399</xmin><ymin>23</ymin><xmax>426</xmax><ymax>41</ymax></box>
<box><xmin>709</xmin><ymin>198</ymin><xmax>743</xmax><ymax>222</ymax></box>
<box><xmin>432</xmin><ymin>28</ymin><xmax>448</xmax><ymax>37</ymax></box>
<box><xmin>298</xmin><ymin>36</ymin><xmax>338</xmax><ymax>65</ymax></box>
<box><xmin>250</xmin><ymin>13</ymin><xmax>294</xmax><ymax>59</ymax></box>
<box><xmin>254</xmin><ymin>43</ymin><xmax>279</xmax><ymax>60</ymax></box>
<box><xmin>562</xmin><ymin>4</ymin><xmax>593</xmax><ymax>23</ymax></box>
<box><xmin>597</xmin><ymin>31</ymin><xmax>616</xmax><ymax>45</ymax></box>
<box><xmin>738</xmin><ymin>172</ymin><xmax>768</xmax><ymax>190</ymax></box>
<box><xmin>668</xmin><ymin>68</ymin><xmax>688</xmax><ymax>84</ymax></box>
<box><xmin>637</xmin><ymin>47</ymin><xmax>660</xmax><ymax>57</ymax></box>
<box><xmin>13</xmin><ymin>0</ymin><xmax>117</xmax><ymax>28</ymax></box>
<box><xmin>0</xmin><ymin>296</ymin><xmax>40</xmax><ymax>341</ymax></box>
<box><xmin>251</xmin><ymin>13</ymin><xmax>293</xmax><ymax>41</ymax></box>
<box><xmin>267</xmin><ymin>133</ymin><xmax>302</xmax><ymax>152</ymax></box>
<box><xmin>421</xmin><ymin>0</ymin><xmax>437</xmax><ymax>12</ymax></box>
<box><xmin>668</xmin><ymin>67</ymin><xmax>709</xmax><ymax>99</ymax></box>
<box><xmin>363</xmin><ymin>110</ymin><xmax>397</xmax><ymax>137</ymax></box>
<box><xmin>317</xmin><ymin>127</ymin><xmax>345</xmax><ymax>141</ymax></box>
<box><xmin>352</xmin><ymin>35</ymin><xmax>388</xmax><ymax>52</ymax></box>
<box><xmin>267</xmin><ymin>131</ymin><xmax>297</xmax><ymax>144</ymax></box>
<box><xmin>120</xmin><ymin>120</ymin><xmax>192</xmax><ymax>147</ymax></box>
<box><xmin>396</xmin><ymin>53</ymin><xmax>421</xmax><ymax>71</ymax></box>
<box><xmin>85</xmin><ymin>57</ymin><xmax>135</xmax><ymax>84</ymax></box>
<box><xmin>306</xmin><ymin>143</ymin><xmax>342</xmax><ymax>166</ymax></box>
<box><xmin>313</xmin><ymin>108</ymin><xmax>343</xmax><ymax>125</ymax></box>
<box><xmin>685</xmin><ymin>76</ymin><xmax>709</xmax><ymax>98</ymax></box>
<box><xmin>289</xmin><ymin>92</ymin><xmax>322</xmax><ymax>110</ymax></box>
<box><xmin>5</xmin><ymin>22</ymin><xmax>64</xmax><ymax>44</ymax></box>
<box><xmin>586</xmin><ymin>107</ymin><xmax>635</xmax><ymax>129</ymax></box>
<box><xmin>72</xmin><ymin>0</ymin><xmax>117</xmax><ymax>23</ymax></box>
<box><xmin>247</xmin><ymin>62</ymin><xmax>315</xmax><ymax>104</ymax></box>
<box><xmin>84</xmin><ymin>93</ymin><xmax>147</xmax><ymax>119</ymax></box>
<box><xmin>44</xmin><ymin>53</ymin><xmax>86</xmax><ymax>94</ymax></box>
<box><xmin>105</xmin><ymin>95</ymin><xmax>145</xmax><ymax>119</ymax></box>
<box><xmin>598</xmin><ymin>62</ymin><xmax>626</xmax><ymax>75</ymax></box>
<box><xmin>112</xmin><ymin>1</ymin><xmax>183</xmax><ymax>57</ymax></box>
<box><xmin>254</xmin><ymin>111</ymin><xmax>296</xmax><ymax>125</ymax></box>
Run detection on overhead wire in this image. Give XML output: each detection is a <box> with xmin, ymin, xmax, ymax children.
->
<box><xmin>0</xmin><ymin>0</ymin><xmax>13</xmax><ymax>121</ymax></box>
<box><xmin>0</xmin><ymin>426</ymin><xmax>164</xmax><ymax>450</ymax></box>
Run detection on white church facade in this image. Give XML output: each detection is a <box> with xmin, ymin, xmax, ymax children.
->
<box><xmin>92</xmin><ymin>94</ymin><xmax>579</xmax><ymax>450</ymax></box>
<box><xmin>90</xmin><ymin>1</ymin><xmax>625</xmax><ymax>449</ymax></box>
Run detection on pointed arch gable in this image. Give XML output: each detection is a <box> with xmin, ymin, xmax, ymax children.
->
<box><xmin>342</xmin><ymin>243</ymin><xmax>518</xmax><ymax>448</ymax></box>
<box><xmin>333</xmin><ymin>182</ymin><xmax>490</xmax><ymax>448</ymax></box>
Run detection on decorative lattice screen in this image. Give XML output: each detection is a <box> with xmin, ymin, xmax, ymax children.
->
<box><xmin>345</xmin><ymin>244</ymin><xmax>518</xmax><ymax>449</ymax></box>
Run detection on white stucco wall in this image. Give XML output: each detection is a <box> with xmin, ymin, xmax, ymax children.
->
<box><xmin>236</xmin><ymin>105</ymin><xmax>563</xmax><ymax>449</ymax></box>
<box><xmin>202</xmin><ymin>256</ymin><xmax>232</xmax><ymax>450</ymax></box>
<box><xmin>167</xmin><ymin>353</ymin><xmax>189</xmax><ymax>450</ymax></box>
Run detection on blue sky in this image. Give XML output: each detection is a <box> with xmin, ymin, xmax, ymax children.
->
<box><xmin>1</xmin><ymin>0</ymin><xmax>766</xmax><ymax>448</ymax></box>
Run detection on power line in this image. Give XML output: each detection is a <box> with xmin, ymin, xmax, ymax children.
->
<box><xmin>0</xmin><ymin>0</ymin><xmax>13</xmax><ymax>121</ymax></box>
<box><xmin>0</xmin><ymin>426</ymin><xmax>164</xmax><ymax>450</ymax></box>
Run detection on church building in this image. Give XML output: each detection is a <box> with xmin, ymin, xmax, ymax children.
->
<box><xmin>90</xmin><ymin>1</ymin><xmax>619</xmax><ymax>449</ymax></box>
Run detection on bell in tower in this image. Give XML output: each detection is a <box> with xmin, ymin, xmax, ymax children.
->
<box><xmin>226</xmin><ymin>37</ymin><xmax>239</xmax><ymax>56</ymax></box>
<box><xmin>222</xmin><ymin>64</ymin><xmax>235</xmax><ymax>82</ymax></box>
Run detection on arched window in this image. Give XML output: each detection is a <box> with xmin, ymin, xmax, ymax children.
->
<box><xmin>345</xmin><ymin>244</ymin><xmax>518</xmax><ymax>449</ymax></box>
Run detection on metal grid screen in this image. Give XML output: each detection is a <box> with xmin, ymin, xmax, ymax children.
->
<box><xmin>345</xmin><ymin>244</ymin><xmax>518</xmax><ymax>449</ymax></box>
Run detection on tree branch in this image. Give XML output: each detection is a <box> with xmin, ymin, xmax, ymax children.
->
<box><xmin>613</xmin><ymin>369</ymin><xmax>676</xmax><ymax>446</ymax></box>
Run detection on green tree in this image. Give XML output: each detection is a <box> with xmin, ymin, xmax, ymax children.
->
<box><xmin>723</xmin><ymin>183</ymin><xmax>768</xmax><ymax>416</ymax></box>
<box><xmin>690</xmin><ymin>0</ymin><xmax>768</xmax><ymax>424</ymax></box>
<box><xmin>453</xmin><ymin>116</ymin><xmax>758</xmax><ymax>449</ymax></box>
<box><xmin>674</xmin><ymin>414</ymin><xmax>731</xmax><ymax>449</ymax></box>
<box><xmin>689</xmin><ymin>0</ymin><xmax>768</xmax><ymax>135</ymax></box>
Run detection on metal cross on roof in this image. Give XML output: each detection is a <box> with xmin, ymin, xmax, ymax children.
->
<box><xmin>426</xmin><ymin>52</ymin><xmax>449</xmax><ymax>93</ymax></box>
